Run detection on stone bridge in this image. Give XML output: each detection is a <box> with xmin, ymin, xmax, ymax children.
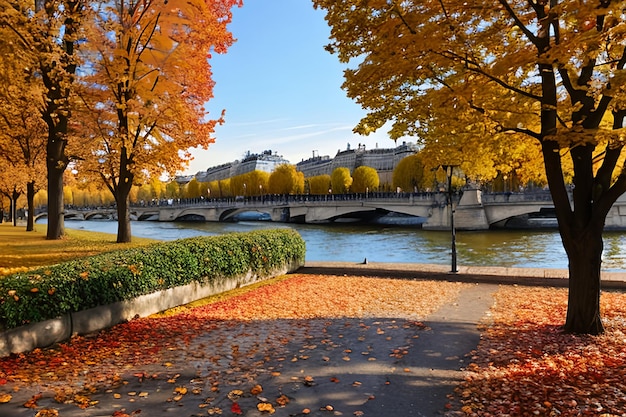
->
<box><xmin>39</xmin><ymin>189</ymin><xmax>626</xmax><ymax>230</ymax></box>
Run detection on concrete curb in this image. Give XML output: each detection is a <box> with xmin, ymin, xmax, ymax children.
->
<box><xmin>299</xmin><ymin>261</ymin><xmax>626</xmax><ymax>289</ymax></box>
<box><xmin>0</xmin><ymin>263</ymin><xmax>299</xmax><ymax>357</ymax></box>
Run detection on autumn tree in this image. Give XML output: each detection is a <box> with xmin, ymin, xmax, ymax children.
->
<box><xmin>218</xmin><ymin>178</ymin><xmax>232</xmax><ymax>197</ymax></box>
<box><xmin>206</xmin><ymin>180</ymin><xmax>220</xmax><ymax>198</ymax></box>
<box><xmin>75</xmin><ymin>0</ymin><xmax>240</xmax><ymax>242</ymax></box>
<box><xmin>268</xmin><ymin>164</ymin><xmax>304</xmax><ymax>194</ymax></box>
<box><xmin>392</xmin><ymin>154</ymin><xmax>427</xmax><ymax>192</ymax></box>
<box><xmin>0</xmin><ymin>28</ymin><xmax>48</xmax><ymax>231</ymax></box>
<box><xmin>0</xmin><ymin>0</ymin><xmax>89</xmax><ymax>239</ymax></box>
<box><xmin>314</xmin><ymin>1</ymin><xmax>626</xmax><ymax>334</ymax></box>
<box><xmin>330</xmin><ymin>167</ymin><xmax>352</xmax><ymax>194</ymax></box>
<box><xmin>351</xmin><ymin>166</ymin><xmax>379</xmax><ymax>193</ymax></box>
<box><xmin>230</xmin><ymin>170</ymin><xmax>270</xmax><ymax>196</ymax></box>
<box><xmin>165</xmin><ymin>181</ymin><xmax>181</xmax><ymax>200</ymax></box>
<box><xmin>0</xmin><ymin>158</ymin><xmax>31</xmax><ymax>226</ymax></box>
<box><xmin>307</xmin><ymin>174</ymin><xmax>332</xmax><ymax>194</ymax></box>
<box><xmin>247</xmin><ymin>170</ymin><xmax>271</xmax><ymax>196</ymax></box>
<box><xmin>183</xmin><ymin>178</ymin><xmax>203</xmax><ymax>199</ymax></box>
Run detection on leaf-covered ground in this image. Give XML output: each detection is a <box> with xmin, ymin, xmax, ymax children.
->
<box><xmin>448</xmin><ymin>286</ymin><xmax>626</xmax><ymax>417</ymax></box>
<box><xmin>1</xmin><ymin>274</ymin><xmax>626</xmax><ymax>417</ymax></box>
<box><xmin>0</xmin><ymin>275</ymin><xmax>465</xmax><ymax>416</ymax></box>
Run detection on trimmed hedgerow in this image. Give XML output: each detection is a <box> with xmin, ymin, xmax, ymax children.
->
<box><xmin>0</xmin><ymin>229</ymin><xmax>305</xmax><ymax>330</ymax></box>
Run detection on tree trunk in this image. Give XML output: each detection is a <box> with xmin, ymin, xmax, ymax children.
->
<box><xmin>10</xmin><ymin>197</ymin><xmax>16</xmax><ymax>227</ymax></box>
<box><xmin>46</xmin><ymin>157</ymin><xmax>65</xmax><ymax>239</ymax></box>
<box><xmin>115</xmin><ymin>148</ymin><xmax>134</xmax><ymax>243</ymax></box>
<box><xmin>26</xmin><ymin>181</ymin><xmax>35</xmax><ymax>232</ymax></box>
<box><xmin>116</xmin><ymin>193</ymin><xmax>132</xmax><ymax>243</ymax></box>
<box><xmin>561</xmin><ymin>226</ymin><xmax>605</xmax><ymax>334</ymax></box>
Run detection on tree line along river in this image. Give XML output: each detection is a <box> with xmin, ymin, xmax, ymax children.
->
<box><xmin>49</xmin><ymin>218</ymin><xmax>626</xmax><ymax>272</ymax></box>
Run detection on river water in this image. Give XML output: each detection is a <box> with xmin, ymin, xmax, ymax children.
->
<box><xmin>52</xmin><ymin>219</ymin><xmax>626</xmax><ymax>272</ymax></box>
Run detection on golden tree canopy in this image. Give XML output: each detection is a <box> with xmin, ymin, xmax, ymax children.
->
<box><xmin>313</xmin><ymin>1</ymin><xmax>626</xmax><ymax>334</ymax></box>
<box><xmin>76</xmin><ymin>0</ymin><xmax>241</xmax><ymax>184</ymax></box>
<box><xmin>313</xmin><ymin>1</ymin><xmax>626</xmax><ymax>184</ymax></box>
<box><xmin>307</xmin><ymin>174</ymin><xmax>332</xmax><ymax>194</ymax></box>
<box><xmin>351</xmin><ymin>166</ymin><xmax>379</xmax><ymax>192</ymax></box>
<box><xmin>269</xmin><ymin>164</ymin><xmax>304</xmax><ymax>194</ymax></box>
<box><xmin>330</xmin><ymin>167</ymin><xmax>353</xmax><ymax>194</ymax></box>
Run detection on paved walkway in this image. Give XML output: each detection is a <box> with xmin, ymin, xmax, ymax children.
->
<box><xmin>0</xmin><ymin>281</ymin><xmax>496</xmax><ymax>416</ymax></box>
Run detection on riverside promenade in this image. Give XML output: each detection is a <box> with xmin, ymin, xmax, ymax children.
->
<box><xmin>1</xmin><ymin>262</ymin><xmax>625</xmax><ymax>417</ymax></box>
<box><xmin>303</xmin><ymin>260</ymin><xmax>626</xmax><ymax>289</ymax></box>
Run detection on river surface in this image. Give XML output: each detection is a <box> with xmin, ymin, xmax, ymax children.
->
<box><xmin>51</xmin><ymin>219</ymin><xmax>626</xmax><ymax>272</ymax></box>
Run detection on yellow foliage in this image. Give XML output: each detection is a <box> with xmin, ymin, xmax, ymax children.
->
<box><xmin>330</xmin><ymin>167</ymin><xmax>352</xmax><ymax>194</ymax></box>
<box><xmin>268</xmin><ymin>164</ymin><xmax>304</xmax><ymax>194</ymax></box>
<box><xmin>307</xmin><ymin>175</ymin><xmax>331</xmax><ymax>194</ymax></box>
<box><xmin>351</xmin><ymin>166</ymin><xmax>379</xmax><ymax>193</ymax></box>
<box><xmin>313</xmin><ymin>0</ymin><xmax>626</xmax><ymax>193</ymax></box>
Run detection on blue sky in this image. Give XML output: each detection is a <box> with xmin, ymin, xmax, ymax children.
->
<box><xmin>184</xmin><ymin>0</ymin><xmax>402</xmax><ymax>175</ymax></box>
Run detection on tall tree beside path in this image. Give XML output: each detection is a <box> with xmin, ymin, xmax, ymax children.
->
<box><xmin>0</xmin><ymin>0</ymin><xmax>86</xmax><ymax>240</ymax></box>
<box><xmin>0</xmin><ymin>25</ymin><xmax>48</xmax><ymax>231</ymax></box>
<box><xmin>76</xmin><ymin>0</ymin><xmax>241</xmax><ymax>242</ymax></box>
<box><xmin>313</xmin><ymin>1</ymin><xmax>626</xmax><ymax>334</ymax></box>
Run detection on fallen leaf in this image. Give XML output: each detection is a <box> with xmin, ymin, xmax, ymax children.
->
<box><xmin>34</xmin><ymin>409</ymin><xmax>59</xmax><ymax>417</ymax></box>
<box><xmin>231</xmin><ymin>402</ymin><xmax>243</xmax><ymax>415</ymax></box>
<box><xmin>24</xmin><ymin>393</ymin><xmax>42</xmax><ymax>408</ymax></box>
<box><xmin>276</xmin><ymin>394</ymin><xmax>290</xmax><ymax>406</ymax></box>
<box><xmin>257</xmin><ymin>402</ymin><xmax>275</xmax><ymax>414</ymax></box>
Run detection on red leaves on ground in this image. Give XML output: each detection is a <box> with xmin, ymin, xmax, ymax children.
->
<box><xmin>451</xmin><ymin>287</ymin><xmax>626</xmax><ymax>417</ymax></box>
<box><xmin>231</xmin><ymin>401</ymin><xmax>243</xmax><ymax>414</ymax></box>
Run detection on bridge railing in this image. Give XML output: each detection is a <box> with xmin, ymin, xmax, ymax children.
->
<box><xmin>51</xmin><ymin>189</ymin><xmax>560</xmax><ymax>214</ymax></box>
<box><xmin>128</xmin><ymin>191</ymin><xmax>445</xmax><ymax>209</ymax></box>
<box><xmin>481</xmin><ymin>190</ymin><xmax>556</xmax><ymax>204</ymax></box>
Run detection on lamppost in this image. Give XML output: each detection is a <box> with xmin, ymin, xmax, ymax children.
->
<box><xmin>442</xmin><ymin>165</ymin><xmax>458</xmax><ymax>273</ymax></box>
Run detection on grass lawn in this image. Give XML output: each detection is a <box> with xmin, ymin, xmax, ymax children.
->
<box><xmin>0</xmin><ymin>222</ymin><xmax>158</xmax><ymax>276</ymax></box>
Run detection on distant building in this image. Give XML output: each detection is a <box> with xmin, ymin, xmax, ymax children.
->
<box><xmin>234</xmin><ymin>150</ymin><xmax>289</xmax><ymax>177</ymax></box>
<box><xmin>193</xmin><ymin>150</ymin><xmax>289</xmax><ymax>184</ymax></box>
<box><xmin>184</xmin><ymin>142</ymin><xmax>420</xmax><ymax>187</ymax></box>
<box><xmin>296</xmin><ymin>141</ymin><xmax>420</xmax><ymax>185</ymax></box>
<box><xmin>294</xmin><ymin>150</ymin><xmax>332</xmax><ymax>178</ymax></box>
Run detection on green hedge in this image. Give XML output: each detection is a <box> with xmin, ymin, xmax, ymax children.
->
<box><xmin>0</xmin><ymin>229</ymin><xmax>305</xmax><ymax>330</ymax></box>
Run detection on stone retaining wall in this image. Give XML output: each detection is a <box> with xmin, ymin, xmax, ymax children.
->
<box><xmin>0</xmin><ymin>263</ymin><xmax>298</xmax><ymax>357</ymax></box>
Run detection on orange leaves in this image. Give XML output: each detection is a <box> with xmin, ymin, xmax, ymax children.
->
<box><xmin>257</xmin><ymin>402</ymin><xmax>275</xmax><ymax>414</ymax></box>
<box><xmin>275</xmin><ymin>394</ymin><xmax>289</xmax><ymax>406</ymax></box>
<box><xmin>0</xmin><ymin>272</ymin><xmax>436</xmax><ymax>416</ymax></box>
<box><xmin>183</xmin><ymin>275</ymin><xmax>464</xmax><ymax>321</ymax></box>
<box><xmin>23</xmin><ymin>393</ymin><xmax>42</xmax><ymax>408</ymax></box>
<box><xmin>456</xmin><ymin>286</ymin><xmax>626</xmax><ymax>416</ymax></box>
<box><xmin>34</xmin><ymin>410</ymin><xmax>59</xmax><ymax>417</ymax></box>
